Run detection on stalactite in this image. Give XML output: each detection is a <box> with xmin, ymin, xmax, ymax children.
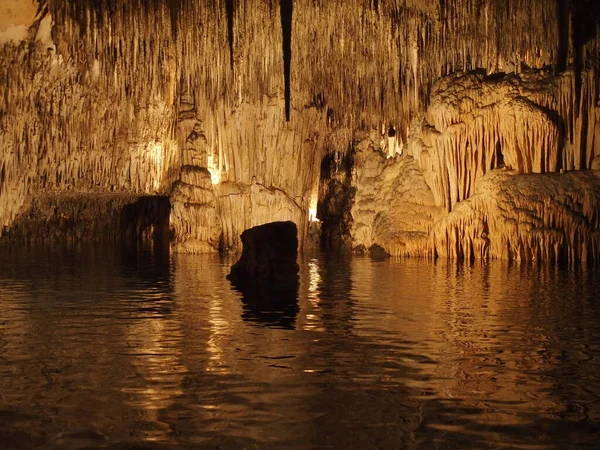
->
<box><xmin>38</xmin><ymin>0</ymin><xmax>595</xmax><ymax>130</ymax></box>
<box><xmin>2</xmin><ymin>0</ymin><xmax>599</xmax><ymax>255</ymax></box>
<box><xmin>280</xmin><ymin>0</ymin><xmax>293</xmax><ymax>122</ymax></box>
<box><xmin>405</xmin><ymin>69</ymin><xmax>600</xmax><ymax>212</ymax></box>
<box><xmin>431</xmin><ymin>169</ymin><xmax>600</xmax><ymax>263</ymax></box>
<box><xmin>556</xmin><ymin>0</ymin><xmax>569</xmax><ymax>72</ymax></box>
<box><xmin>225</xmin><ymin>0</ymin><xmax>235</xmax><ymax>70</ymax></box>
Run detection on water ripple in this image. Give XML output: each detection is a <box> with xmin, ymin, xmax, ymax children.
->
<box><xmin>0</xmin><ymin>245</ymin><xmax>599</xmax><ymax>448</ymax></box>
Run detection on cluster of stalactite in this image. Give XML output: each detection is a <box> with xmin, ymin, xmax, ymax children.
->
<box><xmin>0</xmin><ymin>41</ymin><xmax>179</xmax><ymax>230</ymax></box>
<box><xmin>431</xmin><ymin>170</ymin><xmax>600</xmax><ymax>263</ymax></box>
<box><xmin>44</xmin><ymin>0</ymin><xmax>599</xmax><ymax>132</ymax></box>
<box><xmin>346</xmin><ymin>66</ymin><xmax>600</xmax><ymax>262</ymax></box>
<box><xmin>0</xmin><ymin>0</ymin><xmax>182</xmax><ymax>231</ymax></box>
<box><xmin>407</xmin><ymin>69</ymin><xmax>600</xmax><ymax>212</ymax></box>
<box><xmin>349</xmin><ymin>134</ymin><xmax>600</xmax><ymax>262</ymax></box>
<box><xmin>173</xmin><ymin>97</ymin><xmax>325</xmax><ymax>252</ymax></box>
<box><xmin>2</xmin><ymin>0</ymin><xmax>599</xmax><ymax>257</ymax></box>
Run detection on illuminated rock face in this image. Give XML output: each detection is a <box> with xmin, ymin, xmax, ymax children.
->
<box><xmin>350</xmin><ymin>69</ymin><xmax>600</xmax><ymax>261</ymax></box>
<box><xmin>432</xmin><ymin>169</ymin><xmax>600</xmax><ymax>263</ymax></box>
<box><xmin>170</xmin><ymin>167</ymin><xmax>222</xmax><ymax>253</ymax></box>
<box><xmin>350</xmin><ymin>132</ymin><xmax>445</xmax><ymax>257</ymax></box>
<box><xmin>1</xmin><ymin>1</ymin><xmax>599</xmax><ymax>261</ymax></box>
<box><xmin>412</xmin><ymin>70</ymin><xmax>600</xmax><ymax>211</ymax></box>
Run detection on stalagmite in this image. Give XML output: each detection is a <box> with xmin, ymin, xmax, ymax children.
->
<box><xmin>170</xmin><ymin>167</ymin><xmax>222</xmax><ymax>253</ymax></box>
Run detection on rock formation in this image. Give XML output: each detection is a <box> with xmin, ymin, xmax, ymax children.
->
<box><xmin>349</xmin><ymin>69</ymin><xmax>600</xmax><ymax>262</ymax></box>
<box><xmin>227</xmin><ymin>221</ymin><xmax>299</xmax><ymax>327</ymax></box>
<box><xmin>1</xmin><ymin>0</ymin><xmax>599</xmax><ymax>262</ymax></box>
<box><xmin>432</xmin><ymin>169</ymin><xmax>600</xmax><ymax>262</ymax></box>
<box><xmin>227</xmin><ymin>220</ymin><xmax>299</xmax><ymax>287</ymax></box>
<box><xmin>350</xmin><ymin>132</ymin><xmax>444</xmax><ymax>257</ymax></box>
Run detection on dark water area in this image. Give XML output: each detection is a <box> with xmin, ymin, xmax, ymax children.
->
<box><xmin>1</xmin><ymin>243</ymin><xmax>599</xmax><ymax>449</ymax></box>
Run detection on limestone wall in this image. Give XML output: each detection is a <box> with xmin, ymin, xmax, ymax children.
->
<box><xmin>350</xmin><ymin>69</ymin><xmax>600</xmax><ymax>262</ymax></box>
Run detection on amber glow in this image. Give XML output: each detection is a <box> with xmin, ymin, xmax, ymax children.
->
<box><xmin>207</xmin><ymin>154</ymin><xmax>221</xmax><ymax>185</ymax></box>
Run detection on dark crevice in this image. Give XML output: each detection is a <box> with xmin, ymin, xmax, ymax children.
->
<box><xmin>120</xmin><ymin>197</ymin><xmax>171</xmax><ymax>247</ymax></box>
<box><xmin>556</xmin><ymin>0</ymin><xmax>569</xmax><ymax>72</ymax></box>
<box><xmin>318</xmin><ymin>145</ymin><xmax>355</xmax><ymax>252</ymax></box>
<box><xmin>166</xmin><ymin>0</ymin><xmax>180</xmax><ymax>40</ymax></box>
<box><xmin>226</xmin><ymin>0</ymin><xmax>236</xmax><ymax>70</ymax></box>
<box><xmin>280</xmin><ymin>0</ymin><xmax>293</xmax><ymax>122</ymax></box>
<box><xmin>495</xmin><ymin>141</ymin><xmax>505</xmax><ymax>169</ymax></box>
<box><xmin>571</xmin><ymin>0</ymin><xmax>600</xmax><ymax>115</ymax></box>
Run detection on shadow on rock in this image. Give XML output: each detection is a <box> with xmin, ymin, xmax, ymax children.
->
<box><xmin>227</xmin><ymin>221</ymin><xmax>299</xmax><ymax>329</ymax></box>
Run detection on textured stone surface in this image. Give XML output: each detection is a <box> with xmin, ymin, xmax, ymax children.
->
<box><xmin>344</xmin><ymin>69</ymin><xmax>600</xmax><ymax>262</ymax></box>
<box><xmin>431</xmin><ymin>169</ymin><xmax>600</xmax><ymax>262</ymax></box>
<box><xmin>350</xmin><ymin>133</ymin><xmax>444</xmax><ymax>257</ymax></box>
<box><xmin>170</xmin><ymin>166</ymin><xmax>222</xmax><ymax>253</ymax></box>
<box><xmin>1</xmin><ymin>1</ymin><xmax>599</xmax><ymax>260</ymax></box>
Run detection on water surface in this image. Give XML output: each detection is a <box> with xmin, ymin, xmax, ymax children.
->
<box><xmin>1</xmin><ymin>244</ymin><xmax>599</xmax><ymax>449</ymax></box>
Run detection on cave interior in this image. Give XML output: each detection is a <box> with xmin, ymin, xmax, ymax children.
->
<box><xmin>1</xmin><ymin>0</ymin><xmax>600</xmax><ymax>263</ymax></box>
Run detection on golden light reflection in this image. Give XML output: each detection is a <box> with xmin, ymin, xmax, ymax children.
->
<box><xmin>207</xmin><ymin>294</ymin><xmax>230</xmax><ymax>374</ymax></box>
<box><xmin>308</xmin><ymin>259</ymin><xmax>321</xmax><ymax>296</ymax></box>
<box><xmin>125</xmin><ymin>311</ymin><xmax>186</xmax><ymax>444</ymax></box>
<box><xmin>351</xmin><ymin>259</ymin><xmax>559</xmax><ymax>431</ymax></box>
<box><xmin>308</xmin><ymin>195</ymin><xmax>319</xmax><ymax>222</ymax></box>
<box><xmin>207</xmin><ymin>154</ymin><xmax>221</xmax><ymax>184</ymax></box>
<box><xmin>303</xmin><ymin>259</ymin><xmax>324</xmax><ymax>332</ymax></box>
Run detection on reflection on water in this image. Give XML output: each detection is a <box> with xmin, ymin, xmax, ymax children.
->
<box><xmin>1</xmin><ymin>243</ymin><xmax>600</xmax><ymax>449</ymax></box>
<box><xmin>232</xmin><ymin>277</ymin><xmax>299</xmax><ymax>330</ymax></box>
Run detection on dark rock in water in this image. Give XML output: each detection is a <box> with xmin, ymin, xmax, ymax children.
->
<box><xmin>227</xmin><ymin>221</ymin><xmax>299</xmax><ymax>287</ymax></box>
<box><xmin>227</xmin><ymin>221</ymin><xmax>299</xmax><ymax>328</ymax></box>
<box><xmin>353</xmin><ymin>243</ymin><xmax>389</xmax><ymax>260</ymax></box>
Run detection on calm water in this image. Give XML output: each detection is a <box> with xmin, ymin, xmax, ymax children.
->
<box><xmin>1</xmin><ymin>243</ymin><xmax>599</xmax><ymax>449</ymax></box>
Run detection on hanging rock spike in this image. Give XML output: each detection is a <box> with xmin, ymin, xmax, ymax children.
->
<box><xmin>280</xmin><ymin>0</ymin><xmax>293</xmax><ymax>122</ymax></box>
<box><xmin>226</xmin><ymin>0</ymin><xmax>235</xmax><ymax>70</ymax></box>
